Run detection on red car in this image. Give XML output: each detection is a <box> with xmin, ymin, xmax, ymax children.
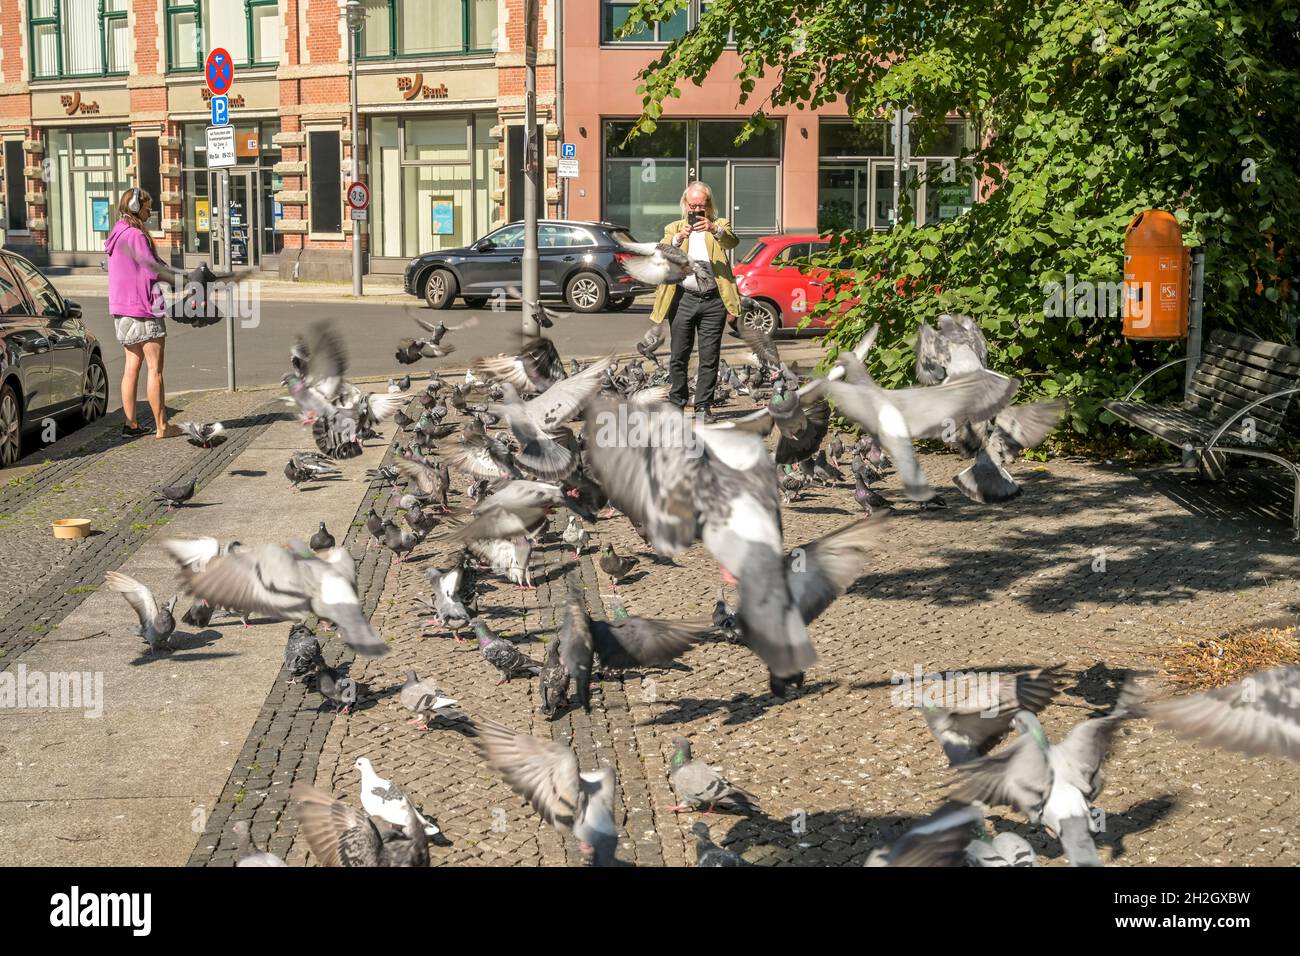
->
<box><xmin>732</xmin><ymin>234</ymin><xmax>859</xmax><ymax>336</ymax></box>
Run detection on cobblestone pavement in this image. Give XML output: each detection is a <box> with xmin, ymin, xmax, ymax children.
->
<box><xmin>192</xmin><ymin>392</ymin><xmax>1300</xmax><ymax>868</ymax></box>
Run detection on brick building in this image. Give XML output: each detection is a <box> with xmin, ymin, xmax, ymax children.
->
<box><xmin>0</xmin><ymin>0</ymin><xmax>562</xmax><ymax>280</ymax></box>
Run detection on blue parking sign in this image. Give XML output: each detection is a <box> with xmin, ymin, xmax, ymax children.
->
<box><xmin>211</xmin><ymin>95</ymin><xmax>229</xmax><ymax>127</ymax></box>
<box><xmin>561</xmin><ymin>142</ymin><xmax>576</xmax><ymax>159</ymax></box>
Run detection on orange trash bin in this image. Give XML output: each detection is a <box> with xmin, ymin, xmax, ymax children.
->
<box><xmin>1123</xmin><ymin>209</ymin><xmax>1189</xmax><ymax>339</ymax></box>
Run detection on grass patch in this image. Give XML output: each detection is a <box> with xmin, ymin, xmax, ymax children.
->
<box><xmin>233</xmin><ymin>785</ymin><xmax>247</xmax><ymax>805</ymax></box>
<box><xmin>1155</xmin><ymin>625</ymin><xmax>1300</xmax><ymax>691</ymax></box>
<box><xmin>65</xmin><ymin>584</ymin><xmax>98</xmax><ymax>595</ymax></box>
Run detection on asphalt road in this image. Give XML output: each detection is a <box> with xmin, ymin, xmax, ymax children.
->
<box><xmin>75</xmin><ymin>296</ymin><xmax>658</xmax><ymax>413</ymax></box>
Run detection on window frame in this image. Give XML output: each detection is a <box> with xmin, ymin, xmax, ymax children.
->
<box><xmin>359</xmin><ymin>0</ymin><xmax>498</xmax><ymax>61</ymax></box>
<box><xmin>601</xmin><ymin>0</ymin><xmax>733</xmax><ymax>47</ymax></box>
<box><xmin>166</xmin><ymin>0</ymin><xmax>281</xmax><ymax>74</ymax></box>
<box><xmin>306</xmin><ymin>126</ymin><xmax>344</xmax><ymax>240</ymax></box>
<box><xmin>27</xmin><ymin>0</ymin><xmax>131</xmax><ymax>81</ymax></box>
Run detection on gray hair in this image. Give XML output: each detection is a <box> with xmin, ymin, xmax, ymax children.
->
<box><xmin>679</xmin><ymin>182</ymin><xmax>717</xmax><ymax>221</ymax></box>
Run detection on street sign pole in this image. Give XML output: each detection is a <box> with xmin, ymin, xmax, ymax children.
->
<box><xmin>347</xmin><ymin>4</ymin><xmax>363</xmax><ymax>298</ymax></box>
<box><xmin>220</xmin><ymin>171</ymin><xmax>235</xmax><ymax>390</ymax></box>
<box><xmin>205</xmin><ymin>46</ymin><xmax>237</xmax><ymax>390</ymax></box>
<box><xmin>521</xmin><ymin>0</ymin><xmax>540</xmax><ymax>337</ymax></box>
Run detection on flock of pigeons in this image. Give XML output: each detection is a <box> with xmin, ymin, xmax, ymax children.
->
<box><xmin>100</xmin><ymin>301</ymin><xmax>1300</xmax><ymax>868</ymax></box>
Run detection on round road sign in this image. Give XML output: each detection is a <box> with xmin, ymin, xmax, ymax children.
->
<box><xmin>347</xmin><ymin>180</ymin><xmax>370</xmax><ymax>209</ymax></box>
<box><xmin>205</xmin><ymin>48</ymin><xmax>234</xmax><ymax>96</ymax></box>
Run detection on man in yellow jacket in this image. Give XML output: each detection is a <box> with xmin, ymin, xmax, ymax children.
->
<box><xmin>649</xmin><ymin>182</ymin><xmax>741</xmax><ymax>421</ymax></box>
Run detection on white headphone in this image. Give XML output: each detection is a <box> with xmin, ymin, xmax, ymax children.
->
<box><xmin>128</xmin><ymin>187</ymin><xmax>142</xmax><ymax>213</ymax></box>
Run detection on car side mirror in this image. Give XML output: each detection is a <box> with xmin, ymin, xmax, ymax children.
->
<box><xmin>473</xmin><ymin>239</ymin><xmax>495</xmax><ymax>252</ymax></box>
<box><xmin>64</xmin><ymin>299</ymin><xmax>82</xmax><ymax>320</ymax></box>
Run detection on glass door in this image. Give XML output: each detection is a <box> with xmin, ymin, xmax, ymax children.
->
<box><xmin>867</xmin><ymin>160</ymin><xmax>924</xmax><ymax>230</ymax></box>
<box><xmin>726</xmin><ymin>162</ymin><xmax>780</xmax><ymax>261</ymax></box>
<box><xmin>209</xmin><ymin>170</ymin><xmax>258</xmax><ymax>272</ymax></box>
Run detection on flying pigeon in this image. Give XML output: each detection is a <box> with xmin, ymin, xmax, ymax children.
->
<box><xmin>953</xmin><ymin>677</ymin><xmax>1144</xmax><ymax>866</ymax></box>
<box><xmin>104</xmin><ymin>571</ymin><xmax>177</xmax><ymax>654</ymax></box>
<box><xmin>489</xmin><ymin>358</ymin><xmax>614</xmax><ymax>479</ymax></box>
<box><xmin>292</xmin><ymin>783</ymin><xmax>427</xmax><ymax>867</ymax></box>
<box><xmin>471</xmin><ymin>335</ymin><xmax>567</xmax><ymax>396</ymax></box>
<box><xmin>917</xmin><ymin>666</ymin><xmax>1062</xmax><ymax>766</ymax></box>
<box><xmin>614</xmin><ymin>236</ymin><xmax>711</xmax><ymax>287</ymax></box>
<box><xmin>506</xmin><ymin>286</ymin><xmax>558</xmax><ymax>328</ymax></box>
<box><xmin>471</xmin><ymin>718</ymin><xmax>618</xmax><ymax>866</ymax></box>
<box><xmin>1147</xmin><ymin>666</ymin><xmax>1300</xmax><ymax>761</ymax></box>
<box><xmin>865</xmin><ymin>802</ymin><xmax>984</xmax><ymax>867</ymax></box>
<box><xmin>354</xmin><ymin>757</ymin><xmax>441</xmax><ymax>836</ymax></box>
<box><xmin>167</xmin><ymin>540</ymin><xmax>389</xmax><ymax>656</ymax></box>
<box><xmin>668</xmin><ymin>737</ymin><xmax>759</xmax><ymax>813</ymax></box>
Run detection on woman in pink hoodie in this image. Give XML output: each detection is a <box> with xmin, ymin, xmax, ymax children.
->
<box><xmin>105</xmin><ymin>188</ymin><xmax>180</xmax><ymax>439</ymax></box>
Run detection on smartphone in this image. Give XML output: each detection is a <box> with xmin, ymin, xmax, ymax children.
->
<box><xmin>687</xmin><ymin>211</ymin><xmax>702</xmax><ymax>226</ymax></box>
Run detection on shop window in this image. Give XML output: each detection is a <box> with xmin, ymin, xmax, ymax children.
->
<box><xmin>604</xmin><ymin>120</ymin><xmax>688</xmax><ymax>160</ymax></box>
<box><xmin>4</xmin><ymin>142</ymin><xmax>27</xmax><ymax>233</ymax></box>
<box><xmin>698</xmin><ymin>121</ymin><xmax>781</xmax><ymax>159</ymax></box>
<box><xmin>308</xmin><ymin>130</ymin><xmax>343</xmax><ymax>235</ymax></box>
<box><xmin>136</xmin><ymin>136</ymin><xmax>163</xmax><ymax>232</ymax></box>
<box><xmin>46</xmin><ymin>127</ymin><xmax>131</xmax><ymax>253</ymax></box>
<box><xmin>28</xmin><ymin>0</ymin><xmax>129</xmax><ymax>79</ymax></box>
<box><xmin>602</xmin><ymin>1</ymin><xmax>733</xmax><ymax>44</ymax></box>
<box><xmin>167</xmin><ymin>0</ymin><xmax>280</xmax><ymax>72</ymax></box>
<box><xmin>361</xmin><ymin>0</ymin><xmax>498</xmax><ymax>58</ymax></box>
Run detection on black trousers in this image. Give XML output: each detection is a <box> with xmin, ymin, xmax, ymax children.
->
<box><xmin>666</xmin><ymin>287</ymin><xmax>727</xmax><ymax>409</ymax></box>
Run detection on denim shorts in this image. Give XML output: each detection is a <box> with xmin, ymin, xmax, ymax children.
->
<box><xmin>113</xmin><ymin>315</ymin><xmax>166</xmax><ymax>347</ymax></box>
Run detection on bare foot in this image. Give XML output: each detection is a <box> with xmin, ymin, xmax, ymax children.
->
<box><xmin>155</xmin><ymin>423</ymin><xmax>184</xmax><ymax>440</ymax></box>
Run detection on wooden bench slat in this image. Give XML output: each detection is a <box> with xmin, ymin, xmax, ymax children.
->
<box><xmin>1197</xmin><ymin>350</ymin><xmax>1300</xmax><ymax>393</ymax></box>
<box><xmin>1208</xmin><ymin>328</ymin><xmax>1300</xmax><ymax>366</ymax></box>
<box><xmin>1186</xmin><ymin>376</ymin><xmax>1292</xmax><ymax>421</ymax></box>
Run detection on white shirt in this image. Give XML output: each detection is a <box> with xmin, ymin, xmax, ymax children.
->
<box><xmin>679</xmin><ymin>228</ymin><xmax>717</xmax><ymax>293</ymax></box>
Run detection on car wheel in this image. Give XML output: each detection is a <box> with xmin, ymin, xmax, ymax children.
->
<box><xmin>565</xmin><ymin>272</ymin><xmax>608</xmax><ymax>313</ymax></box>
<box><xmin>80</xmin><ymin>355</ymin><xmax>108</xmax><ymax>424</ymax></box>
<box><xmin>463</xmin><ymin>296</ymin><xmax>488</xmax><ymax>309</ymax></box>
<box><xmin>424</xmin><ymin>269</ymin><xmax>458</xmax><ymax>310</ymax></box>
<box><xmin>741</xmin><ymin>299</ymin><xmax>780</xmax><ymax>336</ymax></box>
<box><xmin>607</xmin><ymin>295</ymin><xmax>634</xmax><ymax>311</ymax></box>
<box><xmin>0</xmin><ymin>382</ymin><xmax>22</xmax><ymax>468</ymax></box>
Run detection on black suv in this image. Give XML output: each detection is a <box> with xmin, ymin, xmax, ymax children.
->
<box><xmin>403</xmin><ymin>220</ymin><xmax>654</xmax><ymax>313</ymax></box>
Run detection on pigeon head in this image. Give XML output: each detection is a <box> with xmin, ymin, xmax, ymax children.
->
<box><xmin>470</xmin><ymin>617</ymin><xmax>493</xmax><ymax>642</ymax></box>
<box><xmin>354</xmin><ymin>756</ymin><xmax>373</xmax><ymax>775</ymax></box>
<box><xmin>670</xmin><ymin>737</ymin><xmax>692</xmax><ymax>765</ymax></box>
<box><xmin>1013</xmin><ymin>710</ymin><xmax>1049</xmax><ymax>748</ymax></box>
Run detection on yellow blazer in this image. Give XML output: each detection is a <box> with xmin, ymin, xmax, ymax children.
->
<box><xmin>648</xmin><ymin>217</ymin><xmax>742</xmax><ymax>323</ymax></box>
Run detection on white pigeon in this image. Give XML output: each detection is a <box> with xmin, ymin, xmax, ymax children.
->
<box><xmin>354</xmin><ymin>757</ymin><xmax>440</xmax><ymax>837</ymax></box>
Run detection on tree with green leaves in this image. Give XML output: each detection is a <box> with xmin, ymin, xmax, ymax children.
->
<box><xmin>622</xmin><ymin>0</ymin><xmax>1300</xmax><ymax>433</ymax></box>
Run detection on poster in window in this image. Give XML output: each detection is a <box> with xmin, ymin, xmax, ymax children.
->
<box><xmin>431</xmin><ymin>198</ymin><xmax>454</xmax><ymax>236</ymax></box>
<box><xmin>195</xmin><ymin>198</ymin><xmax>210</xmax><ymax>233</ymax></box>
<box><xmin>91</xmin><ymin>197</ymin><xmax>111</xmax><ymax>232</ymax></box>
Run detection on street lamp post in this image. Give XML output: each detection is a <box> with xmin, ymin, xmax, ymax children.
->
<box><xmin>521</xmin><ymin>0</ymin><xmax>541</xmax><ymax>337</ymax></box>
<box><xmin>346</xmin><ymin>1</ymin><xmax>365</xmax><ymax>298</ymax></box>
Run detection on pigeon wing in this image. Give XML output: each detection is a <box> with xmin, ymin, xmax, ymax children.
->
<box><xmin>104</xmin><ymin>571</ymin><xmax>159</xmax><ymax>628</ymax></box>
<box><xmin>292</xmin><ymin>783</ymin><xmax>383</xmax><ymax>867</ymax></box>
<box><xmin>473</xmin><ymin>720</ymin><xmax>581</xmax><ymax>834</ymax></box>
<box><xmin>1149</xmin><ymin>666</ymin><xmax>1300</xmax><ymax>761</ymax></box>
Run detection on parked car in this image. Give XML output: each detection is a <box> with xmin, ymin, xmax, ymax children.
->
<box><xmin>0</xmin><ymin>249</ymin><xmax>106</xmax><ymax>467</ymax></box>
<box><xmin>732</xmin><ymin>234</ymin><xmax>860</xmax><ymax>336</ymax></box>
<box><xmin>403</xmin><ymin>220</ymin><xmax>656</xmax><ymax>313</ymax></box>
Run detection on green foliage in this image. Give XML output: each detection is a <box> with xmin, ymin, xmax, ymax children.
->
<box><xmin>628</xmin><ymin>0</ymin><xmax>1300</xmax><ymax>429</ymax></box>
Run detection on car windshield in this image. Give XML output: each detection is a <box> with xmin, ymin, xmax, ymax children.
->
<box><xmin>739</xmin><ymin>242</ymin><xmax>767</xmax><ymax>265</ymax></box>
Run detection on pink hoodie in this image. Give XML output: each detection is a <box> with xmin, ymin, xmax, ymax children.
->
<box><xmin>105</xmin><ymin>220</ymin><xmax>166</xmax><ymax>319</ymax></box>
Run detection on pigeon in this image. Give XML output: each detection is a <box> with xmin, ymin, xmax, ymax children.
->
<box><xmin>614</xmin><ymin>236</ymin><xmax>711</xmax><ymax>287</ymax></box>
<box><xmin>1147</xmin><ymin>666</ymin><xmax>1300</xmax><ymax>761</ymax></box>
<box><xmin>309</xmin><ymin>521</ymin><xmax>336</xmax><ymax>552</ymax></box>
<box><xmin>471</xmin><ymin>718</ymin><xmax>618</xmax><ymax>866</ymax></box>
<box><xmin>354</xmin><ymin>757</ymin><xmax>441</xmax><ymax>837</ymax></box>
<box><xmin>285</xmin><ymin>452</ymin><xmax>340</xmax><ymax>490</ymax></box>
<box><xmin>153</xmin><ymin>477</ymin><xmax>196</xmax><ymax>510</ymax></box>
<box><xmin>916</xmin><ymin>315</ymin><xmax>1066</xmax><ymax>503</ymax></box>
<box><xmin>865</xmin><ymin>802</ymin><xmax>984</xmax><ymax>867</ymax></box>
<box><xmin>465</xmin><ymin>534</ymin><xmax>534</xmax><ymax>588</ymax></box>
<box><xmin>104</xmin><ymin>571</ymin><xmax>177</xmax><ymax>654</ymax></box>
<box><xmin>599</xmin><ymin>543</ymin><xmax>638</xmax><ymax>588</ymax></box>
<box><xmin>365</xmin><ymin>507</ymin><xmax>386</xmax><ymax>544</ymax></box>
<box><xmin>232</xmin><ymin>820</ymin><xmax>287</xmax><ymax>867</ymax></box>
<box><xmin>450</xmin><ymin>480</ymin><xmax>571</xmax><ymax>545</ymax></box>
<box><xmin>317</xmin><ymin>665</ymin><xmax>358</xmax><ymax>714</ymax></box>
<box><xmin>471</xmin><ymin>335</ymin><xmax>567</xmax><ymax>396</ymax></box>
<box><xmin>637</xmin><ymin>322</ymin><xmax>666</xmax><ymax>365</ymax></box>
<box><xmin>292</xmin><ymin>783</ymin><xmax>427</xmax><ymax>867</ymax></box>
<box><xmin>953</xmin><ymin>677</ymin><xmax>1144</xmax><ymax>866</ymax></box>
<box><xmin>822</xmin><ymin>351</ymin><xmax>1018</xmax><ymax>503</ymax></box>
<box><xmin>813</xmin><ymin>449</ymin><xmax>844</xmax><ymax>484</ymax></box>
<box><xmin>473</xmin><ymin>617</ymin><xmax>543</xmax><ymax>684</ymax></box>
<box><xmin>506</xmin><ymin>286</ymin><xmax>559</xmax><ymax>328</ymax></box>
<box><xmin>712</xmin><ymin>377</ymin><xmax>831</xmax><ymax>465</ymax></box>
<box><xmin>283</xmin><ymin>622</ymin><xmax>324</xmax><ymax>683</ymax></box>
<box><xmin>965</xmin><ymin>824</ymin><xmax>1040</xmax><ymax>867</ymax></box>
<box><xmin>780</xmin><ymin>466</ymin><xmax>810</xmax><ymax>504</ymax></box>
<box><xmin>917</xmin><ymin>666</ymin><xmax>1061</xmax><ymax>766</ymax></box>
<box><xmin>488</xmin><ymin>357</ymin><xmax>614</xmax><ymax>479</ymax></box>
<box><xmin>560</xmin><ymin>582</ymin><xmax>710</xmax><ymax>712</ymax></box>
<box><xmin>167</xmin><ymin>540</ymin><xmax>389</xmax><ymax>657</ymax></box>
<box><xmin>711</xmin><ymin>586</ymin><xmax>741</xmax><ymax>643</ymax></box>
<box><xmin>418</xmin><ymin>566</ymin><xmax>472</xmax><ymax>636</ymax></box>
<box><xmin>382</xmin><ymin>518</ymin><xmax>420</xmax><ymax>562</ymax></box>
<box><xmin>181</xmin><ymin>597</ymin><xmax>214</xmax><ymax>628</ymax></box>
<box><xmin>179</xmin><ymin>421</ymin><xmax>225</xmax><ymax>448</ymax></box>
<box><xmin>399</xmin><ymin>671</ymin><xmax>461</xmax><ymax>729</ymax></box>
<box><xmin>389</xmin><ymin>374</ymin><xmax>411</xmax><ymax>393</ymax></box>
<box><xmin>668</xmin><ymin>737</ymin><xmax>759</xmax><ymax>813</ymax></box>
<box><xmin>828</xmin><ymin>434</ymin><xmax>845</xmax><ymax>468</ymax></box>
<box><xmin>539</xmin><ymin>639</ymin><xmax>572</xmax><ymax>719</ymax></box>
<box><xmin>561</xmin><ymin>515</ymin><xmax>589</xmax><ymax>558</ymax></box>
<box><xmin>401</xmin><ymin>497</ymin><xmax>442</xmax><ymax>536</ymax></box>
<box><xmin>692</xmin><ymin>822</ymin><xmax>746</xmax><ymax>866</ymax></box>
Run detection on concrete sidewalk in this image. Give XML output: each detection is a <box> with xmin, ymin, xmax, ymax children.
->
<box><xmin>0</xmin><ymin>392</ymin><xmax>388</xmax><ymax>865</ymax></box>
<box><xmin>53</xmin><ymin>271</ymin><xmax>415</xmax><ymax>306</ymax></box>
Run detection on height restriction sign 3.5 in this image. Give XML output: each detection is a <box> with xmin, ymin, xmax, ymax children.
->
<box><xmin>205</xmin><ymin>48</ymin><xmax>234</xmax><ymax>96</ymax></box>
<box><xmin>347</xmin><ymin>181</ymin><xmax>370</xmax><ymax>210</ymax></box>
